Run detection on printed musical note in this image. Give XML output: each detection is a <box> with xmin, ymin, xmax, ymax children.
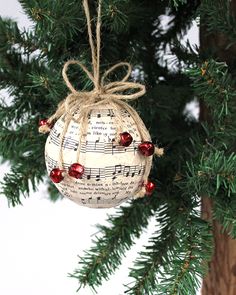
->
<box><xmin>95</xmin><ymin>138</ymin><xmax>101</xmax><ymax>151</ymax></box>
<box><xmin>95</xmin><ymin>168</ymin><xmax>101</xmax><ymax>181</ymax></box>
<box><xmin>132</xmin><ymin>140</ymin><xmax>138</xmax><ymax>155</ymax></box>
<box><xmin>86</xmin><ymin>108</ymin><xmax>131</xmax><ymax>119</ymax></box>
<box><xmin>123</xmin><ymin>166</ymin><xmax>131</xmax><ymax>177</ymax></box>
<box><xmin>131</xmin><ymin>166</ymin><xmax>137</xmax><ymax>177</ymax></box>
<box><xmin>107</xmin><ymin>109</ymin><xmax>115</xmax><ymax>118</ymax></box>
<box><xmin>103</xmin><ymin>165</ymin><xmax>144</xmax><ymax>180</ymax></box>
<box><xmin>86</xmin><ymin>168</ymin><xmax>92</xmax><ymax>180</ymax></box>
<box><xmin>112</xmin><ymin>165</ymin><xmax>122</xmax><ymax>180</ymax></box>
<box><xmin>74</xmin><ymin>196</ymin><xmax>131</xmax><ymax>206</ymax></box>
<box><xmin>111</xmin><ymin>139</ymin><xmax>117</xmax><ymax>155</ymax></box>
<box><xmin>95</xmin><ymin>196</ymin><xmax>130</xmax><ymax>205</ymax></box>
<box><xmin>50</xmin><ymin>129</ymin><xmax>80</xmax><ymax>151</ymax></box>
<box><xmin>73</xmin><ymin>143</ymin><xmax>79</xmax><ymax>151</ymax></box>
<box><xmin>84</xmin><ymin>167</ymin><xmax>105</xmax><ymax>181</ymax></box>
<box><xmin>45</xmin><ymin>155</ymin><xmax>69</xmax><ymax>170</ymax></box>
<box><xmin>45</xmin><ymin>154</ymin><xmax>58</xmax><ymax>169</ymax></box>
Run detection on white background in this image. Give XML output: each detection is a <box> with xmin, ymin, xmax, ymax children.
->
<box><xmin>0</xmin><ymin>1</ymin><xmax>200</xmax><ymax>294</ymax></box>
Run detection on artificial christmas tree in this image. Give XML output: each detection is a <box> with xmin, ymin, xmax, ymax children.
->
<box><xmin>0</xmin><ymin>0</ymin><xmax>236</xmax><ymax>294</ymax></box>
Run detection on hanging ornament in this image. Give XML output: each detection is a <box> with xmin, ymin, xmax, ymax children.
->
<box><xmin>39</xmin><ymin>0</ymin><xmax>164</xmax><ymax>208</ymax></box>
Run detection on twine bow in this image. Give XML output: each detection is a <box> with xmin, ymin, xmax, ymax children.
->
<box><xmin>40</xmin><ymin>0</ymin><xmax>163</xmax><ymax>199</ymax></box>
<box><xmin>63</xmin><ymin>61</ymin><xmax>146</xmax><ymax>102</ymax></box>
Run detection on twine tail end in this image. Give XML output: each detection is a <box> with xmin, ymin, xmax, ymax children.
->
<box><xmin>155</xmin><ymin>147</ymin><xmax>164</xmax><ymax>157</ymax></box>
<box><xmin>133</xmin><ymin>186</ymin><xmax>146</xmax><ymax>199</ymax></box>
<box><xmin>39</xmin><ymin>125</ymin><xmax>51</xmax><ymax>134</ymax></box>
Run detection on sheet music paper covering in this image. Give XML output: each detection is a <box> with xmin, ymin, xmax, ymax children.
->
<box><xmin>45</xmin><ymin>104</ymin><xmax>146</xmax><ymax>208</ymax></box>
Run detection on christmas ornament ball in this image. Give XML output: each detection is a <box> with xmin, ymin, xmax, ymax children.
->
<box><xmin>45</xmin><ymin>104</ymin><xmax>150</xmax><ymax>208</ymax></box>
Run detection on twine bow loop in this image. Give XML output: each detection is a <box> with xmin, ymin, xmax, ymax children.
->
<box><xmin>62</xmin><ymin>60</ymin><xmax>146</xmax><ymax>105</ymax></box>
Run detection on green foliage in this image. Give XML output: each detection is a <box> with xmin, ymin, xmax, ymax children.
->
<box><xmin>125</xmin><ymin>204</ymin><xmax>212</xmax><ymax>295</ymax></box>
<box><xmin>182</xmin><ymin>60</ymin><xmax>236</xmax><ymax>239</ymax></box>
<box><xmin>158</xmin><ymin>216</ymin><xmax>211</xmax><ymax>295</ymax></box>
<box><xmin>171</xmin><ymin>0</ymin><xmax>188</xmax><ymax>8</ymax></box>
<box><xmin>184</xmin><ymin>151</ymin><xmax>236</xmax><ymax>197</ymax></box>
<box><xmin>200</xmin><ymin>0</ymin><xmax>236</xmax><ymax>48</ymax></box>
<box><xmin>213</xmin><ymin>197</ymin><xmax>236</xmax><ymax>238</ymax></box>
<box><xmin>188</xmin><ymin>60</ymin><xmax>236</xmax><ymax>130</ymax></box>
<box><xmin>1</xmin><ymin>0</ymin><xmax>236</xmax><ymax>294</ymax></box>
<box><xmin>19</xmin><ymin>0</ymin><xmax>85</xmax><ymax>58</ymax></box>
<box><xmin>71</xmin><ymin>197</ymin><xmax>159</xmax><ymax>291</ymax></box>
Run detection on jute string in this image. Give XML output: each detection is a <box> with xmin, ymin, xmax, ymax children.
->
<box><xmin>39</xmin><ymin>0</ymin><xmax>163</xmax><ymax>198</ymax></box>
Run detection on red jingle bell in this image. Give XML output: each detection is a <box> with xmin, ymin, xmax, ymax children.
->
<box><xmin>39</xmin><ymin>118</ymin><xmax>53</xmax><ymax>129</ymax></box>
<box><xmin>39</xmin><ymin>118</ymin><xmax>49</xmax><ymax>127</ymax></box>
<box><xmin>69</xmin><ymin>163</ymin><xmax>84</xmax><ymax>179</ymax></box>
<box><xmin>145</xmin><ymin>181</ymin><xmax>156</xmax><ymax>196</ymax></box>
<box><xmin>138</xmin><ymin>141</ymin><xmax>155</xmax><ymax>157</ymax></box>
<box><xmin>50</xmin><ymin>168</ymin><xmax>64</xmax><ymax>183</ymax></box>
<box><xmin>119</xmin><ymin>132</ymin><xmax>133</xmax><ymax>147</ymax></box>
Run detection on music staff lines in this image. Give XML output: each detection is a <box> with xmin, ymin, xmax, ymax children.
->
<box><xmin>73</xmin><ymin>108</ymin><xmax>131</xmax><ymax>119</ymax></box>
<box><xmin>49</xmin><ymin>130</ymin><xmax>141</xmax><ymax>155</ymax></box>
<box><xmin>46</xmin><ymin>155</ymin><xmax>145</xmax><ymax>181</ymax></box>
<box><xmin>79</xmin><ymin>196</ymin><xmax>130</xmax><ymax>205</ymax></box>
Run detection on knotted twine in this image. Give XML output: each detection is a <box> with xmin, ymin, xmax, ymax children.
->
<box><xmin>39</xmin><ymin>0</ymin><xmax>164</xmax><ymax>198</ymax></box>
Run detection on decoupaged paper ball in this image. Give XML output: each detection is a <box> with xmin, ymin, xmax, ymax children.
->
<box><xmin>45</xmin><ymin>104</ymin><xmax>150</xmax><ymax>208</ymax></box>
